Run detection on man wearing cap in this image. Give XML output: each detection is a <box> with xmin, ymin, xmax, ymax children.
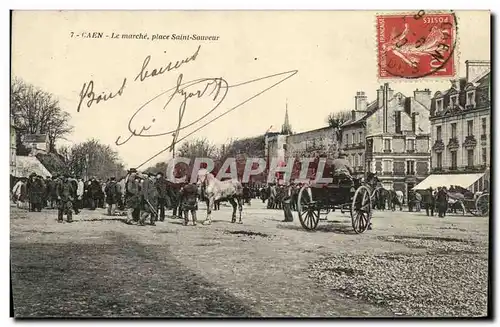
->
<box><xmin>125</xmin><ymin>169</ymin><xmax>142</xmax><ymax>224</ymax></box>
<box><xmin>56</xmin><ymin>174</ymin><xmax>75</xmax><ymax>223</ymax></box>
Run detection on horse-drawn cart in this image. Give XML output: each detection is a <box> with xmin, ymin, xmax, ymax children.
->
<box><xmin>297</xmin><ymin>178</ymin><xmax>373</xmax><ymax>233</ymax></box>
<box><xmin>453</xmin><ymin>191</ymin><xmax>490</xmax><ymax>217</ymax></box>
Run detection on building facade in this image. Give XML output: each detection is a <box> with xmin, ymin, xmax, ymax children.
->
<box><xmin>429</xmin><ymin>60</ymin><xmax>491</xmax><ymax>192</ymax></box>
<box><xmin>342</xmin><ymin>84</ymin><xmax>432</xmax><ymax>198</ymax></box>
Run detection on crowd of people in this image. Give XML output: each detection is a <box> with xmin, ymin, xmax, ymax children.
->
<box><xmin>10</xmin><ymin>169</ymin><xmax>262</xmax><ymax>226</ymax></box>
<box><xmin>10</xmin><ymin>171</ymin><xmax>184</xmax><ymax>224</ymax></box>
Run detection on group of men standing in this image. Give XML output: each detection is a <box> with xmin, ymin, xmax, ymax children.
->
<box><xmin>122</xmin><ymin>169</ymin><xmax>200</xmax><ymax>227</ymax></box>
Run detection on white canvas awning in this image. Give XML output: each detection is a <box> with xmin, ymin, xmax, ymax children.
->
<box><xmin>414</xmin><ymin>173</ymin><xmax>485</xmax><ymax>191</ymax></box>
<box><xmin>15</xmin><ymin>156</ymin><xmax>52</xmax><ymax>178</ymax></box>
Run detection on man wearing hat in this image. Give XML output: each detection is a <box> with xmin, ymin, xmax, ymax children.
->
<box><xmin>56</xmin><ymin>174</ymin><xmax>75</xmax><ymax>223</ymax></box>
<box><xmin>125</xmin><ymin>169</ymin><xmax>142</xmax><ymax>224</ymax></box>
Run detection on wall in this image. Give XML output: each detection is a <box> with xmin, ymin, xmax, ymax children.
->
<box><xmin>286</xmin><ymin>126</ymin><xmax>338</xmax><ymax>158</ymax></box>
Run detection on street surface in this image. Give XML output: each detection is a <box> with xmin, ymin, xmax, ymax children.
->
<box><xmin>10</xmin><ymin>201</ymin><xmax>489</xmax><ymax>317</ymax></box>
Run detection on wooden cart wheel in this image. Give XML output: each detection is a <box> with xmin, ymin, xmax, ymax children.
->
<box><xmin>351</xmin><ymin>185</ymin><xmax>372</xmax><ymax>234</ymax></box>
<box><xmin>297</xmin><ymin>185</ymin><xmax>320</xmax><ymax>231</ymax></box>
<box><xmin>475</xmin><ymin>193</ymin><xmax>490</xmax><ymax>216</ymax></box>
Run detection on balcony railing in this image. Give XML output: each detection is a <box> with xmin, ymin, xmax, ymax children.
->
<box><xmin>383</xmin><ymin>149</ymin><xmax>392</xmax><ymax>153</ymax></box>
<box><xmin>382</xmin><ymin>171</ymin><xmax>393</xmax><ymax>176</ymax></box>
<box><xmin>432</xmin><ymin>139</ymin><xmax>445</xmax><ymax>152</ymax></box>
<box><xmin>447</xmin><ymin>137</ymin><xmax>459</xmax><ymax>150</ymax></box>
<box><xmin>406</xmin><ymin>149</ymin><xmax>415</xmax><ymax>153</ymax></box>
<box><xmin>463</xmin><ymin>135</ymin><xmax>477</xmax><ymax>148</ymax></box>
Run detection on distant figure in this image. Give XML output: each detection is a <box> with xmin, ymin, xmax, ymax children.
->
<box><xmin>76</xmin><ymin>178</ymin><xmax>85</xmax><ymax>212</ymax></box>
<box><xmin>436</xmin><ymin>187</ymin><xmax>448</xmax><ymax>218</ymax></box>
<box><xmin>12</xmin><ymin>178</ymin><xmax>28</xmax><ymax>209</ymax></box>
<box><xmin>56</xmin><ymin>174</ymin><xmax>75</xmax><ymax>223</ymax></box>
<box><xmin>105</xmin><ymin>177</ymin><xmax>120</xmax><ymax>216</ymax></box>
<box><xmin>125</xmin><ymin>169</ymin><xmax>142</xmax><ymax>225</ymax></box>
<box><xmin>179</xmin><ymin>183</ymin><xmax>199</xmax><ymax>226</ymax></box>
<box><xmin>139</xmin><ymin>173</ymin><xmax>158</xmax><ymax>226</ymax></box>
<box><xmin>423</xmin><ymin>187</ymin><xmax>435</xmax><ymax>216</ymax></box>
<box><xmin>155</xmin><ymin>172</ymin><xmax>168</xmax><ymax>222</ymax></box>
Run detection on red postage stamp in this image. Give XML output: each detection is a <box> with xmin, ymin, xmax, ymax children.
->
<box><xmin>377</xmin><ymin>11</ymin><xmax>457</xmax><ymax>79</ymax></box>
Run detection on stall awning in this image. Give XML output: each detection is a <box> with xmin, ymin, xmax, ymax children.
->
<box><xmin>414</xmin><ymin>173</ymin><xmax>484</xmax><ymax>190</ymax></box>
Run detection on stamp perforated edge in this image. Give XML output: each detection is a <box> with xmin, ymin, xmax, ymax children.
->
<box><xmin>374</xmin><ymin>10</ymin><xmax>461</xmax><ymax>83</ymax></box>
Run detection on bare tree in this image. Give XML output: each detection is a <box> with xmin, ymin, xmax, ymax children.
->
<box><xmin>325</xmin><ymin>110</ymin><xmax>352</xmax><ymax>129</ymax></box>
<box><xmin>11</xmin><ymin>78</ymin><xmax>73</xmax><ymax>152</ymax></box>
<box><xmin>62</xmin><ymin>139</ymin><xmax>126</xmax><ymax>179</ymax></box>
<box><xmin>177</xmin><ymin>138</ymin><xmax>218</xmax><ymax>159</ymax></box>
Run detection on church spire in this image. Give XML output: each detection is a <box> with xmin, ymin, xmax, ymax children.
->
<box><xmin>281</xmin><ymin>100</ymin><xmax>292</xmax><ymax>135</ymax></box>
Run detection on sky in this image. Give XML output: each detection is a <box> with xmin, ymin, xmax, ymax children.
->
<box><xmin>11</xmin><ymin>10</ymin><xmax>490</xmax><ymax>169</ymax></box>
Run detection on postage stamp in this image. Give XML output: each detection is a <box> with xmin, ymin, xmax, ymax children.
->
<box><xmin>377</xmin><ymin>11</ymin><xmax>458</xmax><ymax>79</ymax></box>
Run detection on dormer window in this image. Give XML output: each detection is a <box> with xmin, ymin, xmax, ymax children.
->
<box><xmin>450</xmin><ymin>95</ymin><xmax>459</xmax><ymax>107</ymax></box>
<box><xmin>466</xmin><ymin>91</ymin><xmax>476</xmax><ymax>107</ymax></box>
<box><xmin>436</xmin><ymin>98</ymin><xmax>443</xmax><ymax>111</ymax></box>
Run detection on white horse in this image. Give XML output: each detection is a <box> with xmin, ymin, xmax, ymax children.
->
<box><xmin>196</xmin><ymin>169</ymin><xmax>244</xmax><ymax>225</ymax></box>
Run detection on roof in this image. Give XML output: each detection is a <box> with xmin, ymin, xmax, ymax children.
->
<box><xmin>414</xmin><ymin>173</ymin><xmax>485</xmax><ymax>190</ymax></box>
<box><xmin>288</xmin><ymin>125</ymin><xmax>334</xmax><ymax>137</ymax></box>
<box><xmin>15</xmin><ymin>156</ymin><xmax>52</xmax><ymax>178</ymax></box>
<box><xmin>341</xmin><ymin>100</ymin><xmax>378</xmax><ymax>127</ymax></box>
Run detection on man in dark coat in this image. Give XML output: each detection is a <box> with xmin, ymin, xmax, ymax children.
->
<box><xmin>125</xmin><ymin>169</ymin><xmax>142</xmax><ymax>224</ymax></box>
<box><xmin>139</xmin><ymin>173</ymin><xmax>158</xmax><ymax>226</ymax></box>
<box><xmin>436</xmin><ymin>187</ymin><xmax>448</xmax><ymax>218</ymax></box>
<box><xmin>179</xmin><ymin>182</ymin><xmax>199</xmax><ymax>226</ymax></box>
<box><xmin>155</xmin><ymin>172</ymin><xmax>169</xmax><ymax>222</ymax></box>
<box><xmin>88</xmin><ymin>177</ymin><xmax>102</xmax><ymax>210</ymax></box>
<box><xmin>423</xmin><ymin>187</ymin><xmax>435</xmax><ymax>217</ymax></box>
<box><xmin>28</xmin><ymin>174</ymin><xmax>45</xmax><ymax>212</ymax></box>
<box><xmin>56</xmin><ymin>174</ymin><xmax>75</xmax><ymax>223</ymax></box>
<box><xmin>68</xmin><ymin>177</ymin><xmax>79</xmax><ymax>214</ymax></box>
<box><xmin>105</xmin><ymin>177</ymin><xmax>121</xmax><ymax>216</ymax></box>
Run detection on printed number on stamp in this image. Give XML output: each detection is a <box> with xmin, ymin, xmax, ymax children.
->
<box><xmin>377</xmin><ymin>11</ymin><xmax>457</xmax><ymax>79</ymax></box>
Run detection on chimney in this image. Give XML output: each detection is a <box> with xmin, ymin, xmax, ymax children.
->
<box><xmin>383</xmin><ymin>83</ymin><xmax>390</xmax><ymax>133</ymax></box>
<box><xmin>413</xmin><ymin>88</ymin><xmax>432</xmax><ymax>109</ymax></box>
<box><xmin>377</xmin><ymin>85</ymin><xmax>384</xmax><ymax>108</ymax></box>
<box><xmin>465</xmin><ymin>60</ymin><xmax>491</xmax><ymax>82</ymax></box>
<box><xmin>351</xmin><ymin>110</ymin><xmax>356</xmax><ymax>121</ymax></box>
<box><xmin>451</xmin><ymin>79</ymin><xmax>461</xmax><ymax>92</ymax></box>
<box><xmin>412</xmin><ymin>112</ymin><xmax>420</xmax><ymax>133</ymax></box>
<box><xmin>355</xmin><ymin>91</ymin><xmax>367</xmax><ymax>111</ymax></box>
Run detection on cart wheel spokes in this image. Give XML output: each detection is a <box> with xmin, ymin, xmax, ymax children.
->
<box><xmin>351</xmin><ymin>185</ymin><xmax>372</xmax><ymax>234</ymax></box>
<box><xmin>298</xmin><ymin>186</ymin><xmax>320</xmax><ymax>231</ymax></box>
<box><xmin>475</xmin><ymin>193</ymin><xmax>490</xmax><ymax>216</ymax></box>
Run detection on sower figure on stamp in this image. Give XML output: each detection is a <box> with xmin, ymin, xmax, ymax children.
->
<box><xmin>56</xmin><ymin>174</ymin><xmax>75</xmax><ymax>223</ymax></box>
<box><xmin>139</xmin><ymin>173</ymin><xmax>158</xmax><ymax>226</ymax></box>
<box><xmin>125</xmin><ymin>169</ymin><xmax>142</xmax><ymax>225</ymax></box>
<box><xmin>179</xmin><ymin>182</ymin><xmax>199</xmax><ymax>226</ymax></box>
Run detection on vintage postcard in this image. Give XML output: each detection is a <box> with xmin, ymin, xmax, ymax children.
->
<box><xmin>10</xmin><ymin>10</ymin><xmax>491</xmax><ymax>318</ymax></box>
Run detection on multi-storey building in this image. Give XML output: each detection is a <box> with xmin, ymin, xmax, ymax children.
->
<box><xmin>341</xmin><ymin>84</ymin><xmax>432</xmax><ymax>199</ymax></box>
<box><xmin>419</xmin><ymin>60</ymin><xmax>491</xmax><ymax>192</ymax></box>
